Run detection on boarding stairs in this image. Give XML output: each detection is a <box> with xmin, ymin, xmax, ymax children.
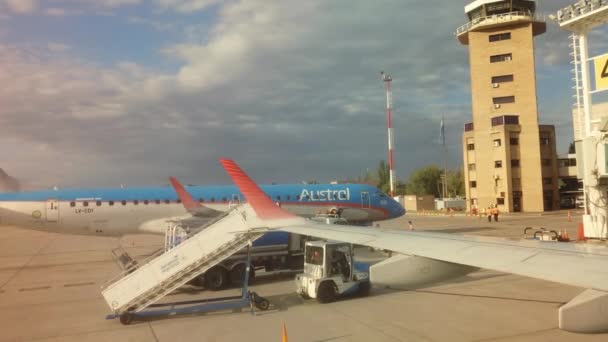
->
<box><xmin>101</xmin><ymin>205</ymin><xmax>266</xmax><ymax>315</ymax></box>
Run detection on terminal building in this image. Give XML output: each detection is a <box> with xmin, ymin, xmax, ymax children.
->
<box><xmin>457</xmin><ymin>0</ymin><xmax>559</xmax><ymax>212</ymax></box>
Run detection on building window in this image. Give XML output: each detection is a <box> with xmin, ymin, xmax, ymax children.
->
<box><xmin>467</xmin><ymin>143</ymin><xmax>475</xmax><ymax>151</ymax></box>
<box><xmin>542</xmin><ymin>159</ymin><xmax>552</xmax><ymax>166</ymax></box>
<box><xmin>490</xmin><ymin>53</ymin><xmax>512</xmax><ymax>63</ymax></box>
<box><xmin>496</xmin><ymin>198</ymin><xmax>505</xmax><ymax>205</ymax></box>
<box><xmin>540</xmin><ymin>136</ymin><xmax>551</xmax><ymax>145</ymax></box>
<box><xmin>464</xmin><ymin>122</ymin><xmax>474</xmax><ymax>131</ymax></box>
<box><xmin>491</xmin><ymin>74</ymin><xmax>514</xmax><ymax>83</ymax></box>
<box><xmin>470</xmin><ymin>181</ymin><xmax>477</xmax><ymax>188</ymax></box>
<box><xmin>513</xmin><ymin>191</ymin><xmax>522</xmax><ymax>197</ymax></box>
<box><xmin>495</xmin><ymin>160</ymin><xmax>503</xmax><ymax>168</ymax></box>
<box><xmin>468</xmin><ymin>163</ymin><xmax>476</xmax><ymax>171</ymax></box>
<box><xmin>493</xmin><ymin>96</ymin><xmax>515</xmax><ymax>104</ymax></box>
<box><xmin>543</xmin><ymin>177</ymin><xmax>553</xmax><ymax>185</ymax></box>
<box><xmin>504</xmin><ymin>115</ymin><xmax>519</xmax><ymax>125</ymax></box>
<box><xmin>510</xmin><ymin>137</ymin><xmax>519</xmax><ymax>145</ymax></box>
<box><xmin>489</xmin><ymin>32</ymin><xmax>511</xmax><ymax>42</ymax></box>
<box><xmin>511</xmin><ymin>159</ymin><xmax>520</xmax><ymax>167</ymax></box>
<box><xmin>569</xmin><ymin>158</ymin><xmax>577</xmax><ymax>166</ymax></box>
<box><xmin>491</xmin><ymin>116</ymin><xmax>504</xmax><ymax>126</ymax></box>
<box><xmin>493</xmin><ymin>139</ymin><xmax>501</xmax><ymax>147</ymax></box>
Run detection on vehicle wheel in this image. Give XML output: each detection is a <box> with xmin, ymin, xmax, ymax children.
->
<box><xmin>119</xmin><ymin>313</ymin><xmax>133</xmax><ymax>325</ymax></box>
<box><xmin>317</xmin><ymin>281</ymin><xmax>337</xmax><ymax>304</ymax></box>
<box><xmin>358</xmin><ymin>281</ymin><xmax>371</xmax><ymax>297</ymax></box>
<box><xmin>255</xmin><ymin>298</ymin><xmax>270</xmax><ymax>311</ymax></box>
<box><xmin>205</xmin><ymin>266</ymin><xmax>228</xmax><ymax>291</ymax></box>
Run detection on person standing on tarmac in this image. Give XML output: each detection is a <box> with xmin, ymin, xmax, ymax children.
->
<box><xmin>487</xmin><ymin>205</ymin><xmax>493</xmax><ymax>222</ymax></box>
<box><xmin>493</xmin><ymin>205</ymin><xmax>500</xmax><ymax>222</ymax></box>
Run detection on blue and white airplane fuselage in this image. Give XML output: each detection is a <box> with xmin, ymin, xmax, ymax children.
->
<box><xmin>0</xmin><ymin>183</ymin><xmax>405</xmax><ymax>236</ymax></box>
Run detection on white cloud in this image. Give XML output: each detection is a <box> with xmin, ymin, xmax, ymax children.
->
<box><xmin>45</xmin><ymin>7</ymin><xmax>83</xmax><ymax>16</ymax></box>
<box><xmin>155</xmin><ymin>0</ymin><xmax>219</xmax><ymax>13</ymax></box>
<box><xmin>4</xmin><ymin>0</ymin><xmax>37</xmax><ymax>13</ymax></box>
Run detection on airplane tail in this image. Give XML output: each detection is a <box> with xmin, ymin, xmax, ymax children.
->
<box><xmin>219</xmin><ymin>159</ymin><xmax>296</xmax><ymax>220</ymax></box>
<box><xmin>168</xmin><ymin>176</ymin><xmax>221</xmax><ymax>217</ymax></box>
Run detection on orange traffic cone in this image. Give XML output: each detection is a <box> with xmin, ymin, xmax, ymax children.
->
<box><xmin>282</xmin><ymin>321</ymin><xmax>288</xmax><ymax>342</ymax></box>
<box><xmin>568</xmin><ymin>210</ymin><xmax>572</xmax><ymax>222</ymax></box>
<box><xmin>578</xmin><ymin>222</ymin><xmax>585</xmax><ymax>241</ymax></box>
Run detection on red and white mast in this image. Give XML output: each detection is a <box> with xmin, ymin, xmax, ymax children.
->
<box><xmin>381</xmin><ymin>71</ymin><xmax>395</xmax><ymax>197</ymax></box>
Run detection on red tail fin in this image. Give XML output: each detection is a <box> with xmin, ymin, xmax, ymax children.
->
<box><xmin>169</xmin><ymin>176</ymin><xmax>200</xmax><ymax>211</ymax></box>
<box><xmin>219</xmin><ymin>159</ymin><xmax>296</xmax><ymax>220</ymax></box>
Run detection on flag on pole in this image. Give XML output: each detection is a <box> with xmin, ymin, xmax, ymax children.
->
<box><xmin>439</xmin><ymin>118</ymin><xmax>445</xmax><ymax>146</ymax></box>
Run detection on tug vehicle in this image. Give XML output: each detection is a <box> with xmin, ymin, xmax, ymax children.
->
<box><xmin>295</xmin><ymin>240</ymin><xmax>370</xmax><ymax>303</ymax></box>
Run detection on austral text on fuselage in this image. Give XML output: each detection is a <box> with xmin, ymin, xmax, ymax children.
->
<box><xmin>299</xmin><ymin>188</ymin><xmax>350</xmax><ymax>201</ymax></box>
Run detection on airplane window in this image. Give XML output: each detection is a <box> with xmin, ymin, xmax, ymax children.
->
<box><xmin>109</xmin><ymin>201</ymin><xmax>114</xmax><ymax>206</ymax></box>
<box><xmin>133</xmin><ymin>200</ymin><xmax>139</xmax><ymax>205</ymax></box>
<box><xmin>155</xmin><ymin>199</ymin><xmax>160</xmax><ymax>204</ymax></box>
<box><xmin>70</xmin><ymin>201</ymin><xmax>75</xmax><ymax>207</ymax></box>
<box><xmin>296</xmin><ymin>195</ymin><xmax>300</xmax><ymax>200</ymax></box>
<box><xmin>83</xmin><ymin>201</ymin><xmax>88</xmax><ymax>207</ymax></box>
<box><xmin>276</xmin><ymin>195</ymin><xmax>281</xmax><ymax>200</ymax></box>
<box><xmin>121</xmin><ymin>200</ymin><xmax>127</xmax><ymax>205</ymax></box>
<box><xmin>96</xmin><ymin>201</ymin><xmax>102</xmax><ymax>206</ymax></box>
<box><xmin>199</xmin><ymin>198</ymin><xmax>204</xmax><ymax>203</ymax></box>
<box><xmin>222</xmin><ymin>197</ymin><xmax>227</xmax><ymax>202</ymax></box>
<box><xmin>164</xmin><ymin>199</ymin><xmax>170</xmax><ymax>204</ymax></box>
<box><xmin>176</xmin><ymin>199</ymin><xmax>182</xmax><ymax>204</ymax></box>
<box><xmin>210</xmin><ymin>197</ymin><xmax>215</xmax><ymax>202</ymax></box>
<box><xmin>287</xmin><ymin>195</ymin><xmax>291</xmax><ymax>200</ymax></box>
<box><xmin>143</xmin><ymin>200</ymin><xmax>149</xmax><ymax>205</ymax></box>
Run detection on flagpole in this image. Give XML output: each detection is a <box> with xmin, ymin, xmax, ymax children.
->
<box><xmin>441</xmin><ymin>116</ymin><xmax>448</xmax><ymax>200</ymax></box>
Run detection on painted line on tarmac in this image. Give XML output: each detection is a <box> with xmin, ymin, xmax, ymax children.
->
<box><xmin>63</xmin><ymin>281</ymin><xmax>96</xmax><ymax>288</ymax></box>
<box><xmin>19</xmin><ymin>285</ymin><xmax>51</xmax><ymax>292</ymax></box>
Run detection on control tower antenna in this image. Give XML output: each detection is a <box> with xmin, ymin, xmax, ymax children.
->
<box><xmin>381</xmin><ymin>71</ymin><xmax>395</xmax><ymax>197</ymax></box>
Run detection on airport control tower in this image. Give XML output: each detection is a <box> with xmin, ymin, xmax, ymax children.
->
<box><xmin>457</xmin><ymin>0</ymin><xmax>559</xmax><ymax>213</ymax></box>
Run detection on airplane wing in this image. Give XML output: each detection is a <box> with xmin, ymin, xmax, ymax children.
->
<box><xmin>219</xmin><ymin>158</ymin><xmax>608</xmax><ymax>333</ymax></box>
<box><xmin>169</xmin><ymin>176</ymin><xmax>223</xmax><ymax>218</ymax></box>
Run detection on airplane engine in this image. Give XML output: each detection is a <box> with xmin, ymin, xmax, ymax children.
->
<box><xmin>369</xmin><ymin>253</ymin><xmax>478</xmax><ymax>288</ymax></box>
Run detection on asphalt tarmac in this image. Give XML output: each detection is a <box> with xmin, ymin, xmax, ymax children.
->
<box><xmin>0</xmin><ymin>211</ymin><xmax>606</xmax><ymax>341</ymax></box>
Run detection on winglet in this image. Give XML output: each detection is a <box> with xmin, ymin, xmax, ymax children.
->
<box><xmin>219</xmin><ymin>159</ymin><xmax>296</xmax><ymax>220</ymax></box>
<box><xmin>169</xmin><ymin>176</ymin><xmax>201</xmax><ymax>211</ymax></box>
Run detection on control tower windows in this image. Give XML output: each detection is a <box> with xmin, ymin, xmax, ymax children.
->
<box><xmin>492</xmin><ymin>75</ymin><xmax>514</xmax><ymax>83</ymax></box>
<box><xmin>490</xmin><ymin>53</ymin><xmax>512</xmax><ymax>63</ymax></box>
<box><xmin>493</xmin><ymin>96</ymin><xmax>515</xmax><ymax>104</ymax></box>
<box><xmin>489</xmin><ymin>33</ymin><xmax>511</xmax><ymax>42</ymax></box>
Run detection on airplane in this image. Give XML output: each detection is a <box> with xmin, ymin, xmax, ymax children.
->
<box><xmin>218</xmin><ymin>158</ymin><xmax>608</xmax><ymax>334</ymax></box>
<box><xmin>0</xmin><ymin>179</ymin><xmax>405</xmax><ymax>236</ymax></box>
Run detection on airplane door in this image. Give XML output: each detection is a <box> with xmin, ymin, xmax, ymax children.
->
<box><xmin>46</xmin><ymin>199</ymin><xmax>59</xmax><ymax>222</ymax></box>
<box><xmin>360</xmin><ymin>192</ymin><xmax>370</xmax><ymax>209</ymax></box>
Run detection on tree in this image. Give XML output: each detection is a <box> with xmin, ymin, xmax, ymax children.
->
<box><xmin>568</xmin><ymin>141</ymin><xmax>576</xmax><ymax>154</ymax></box>
<box><xmin>377</xmin><ymin>160</ymin><xmax>389</xmax><ymax>193</ymax></box>
<box><xmin>406</xmin><ymin>165</ymin><xmax>443</xmax><ymax>197</ymax></box>
<box><xmin>446</xmin><ymin>168</ymin><xmax>465</xmax><ymax>197</ymax></box>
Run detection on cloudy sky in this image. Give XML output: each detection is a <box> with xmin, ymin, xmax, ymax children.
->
<box><xmin>1</xmin><ymin>0</ymin><xmax>608</xmax><ymax>190</ymax></box>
